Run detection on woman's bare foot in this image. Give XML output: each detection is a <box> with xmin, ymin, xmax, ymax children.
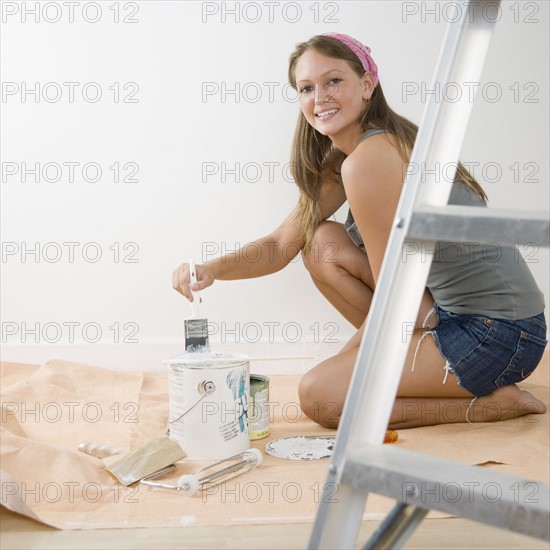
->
<box><xmin>389</xmin><ymin>384</ymin><xmax>546</xmax><ymax>429</ymax></box>
<box><xmin>467</xmin><ymin>384</ymin><xmax>547</xmax><ymax>423</ymax></box>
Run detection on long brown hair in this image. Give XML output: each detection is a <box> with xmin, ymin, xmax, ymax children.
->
<box><xmin>288</xmin><ymin>35</ymin><xmax>487</xmax><ymax>250</ymax></box>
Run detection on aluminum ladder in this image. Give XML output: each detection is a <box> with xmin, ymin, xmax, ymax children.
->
<box><xmin>308</xmin><ymin>1</ymin><xmax>550</xmax><ymax>548</ymax></box>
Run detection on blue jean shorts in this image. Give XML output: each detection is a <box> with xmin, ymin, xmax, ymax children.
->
<box><xmin>428</xmin><ymin>304</ymin><xmax>548</xmax><ymax>397</ymax></box>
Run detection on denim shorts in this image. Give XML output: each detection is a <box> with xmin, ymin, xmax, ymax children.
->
<box><xmin>428</xmin><ymin>304</ymin><xmax>548</xmax><ymax>397</ymax></box>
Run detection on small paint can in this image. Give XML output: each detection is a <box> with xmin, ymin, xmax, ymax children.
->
<box><xmin>164</xmin><ymin>352</ymin><xmax>250</xmax><ymax>460</ymax></box>
<box><xmin>250</xmin><ymin>374</ymin><xmax>270</xmax><ymax>440</ymax></box>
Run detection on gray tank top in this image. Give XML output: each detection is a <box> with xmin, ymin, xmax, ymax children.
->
<box><xmin>341</xmin><ymin>128</ymin><xmax>545</xmax><ymax>320</ymax></box>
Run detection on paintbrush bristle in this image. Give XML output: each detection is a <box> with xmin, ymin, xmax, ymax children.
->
<box><xmin>184</xmin><ymin>318</ymin><xmax>210</xmax><ymax>353</ymax></box>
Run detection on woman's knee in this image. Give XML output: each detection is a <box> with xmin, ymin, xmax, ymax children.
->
<box><xmin>298</xmin><ymin>369</ymin><xmax>340</xmax><ymax>429</ymax></box>
<box><xmin>298</xmin><ymin>370</ymin><xmax>320</xmax><ymax>421</ymax></box>
<box><xmin>298</xmin><ymin>367</ymin><xmax>311</xmax><ymax>395</ymax></box>
<box><xmin>302</xmin><ymin>221</ymin><xmax>342</xmax><ymax>277</ymax></box>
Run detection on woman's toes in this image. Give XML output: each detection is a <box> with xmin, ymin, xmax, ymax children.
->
<box><xmin>471</xmin><ymin>385</ymin><xmax>546</xmax><ymax>422</ymax></box>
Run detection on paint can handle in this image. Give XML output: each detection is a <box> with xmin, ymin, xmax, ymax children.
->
<box><xmin>168</xmin><ymin>381</ymin><xmax>216</xmax><ymax>424</ymax></box>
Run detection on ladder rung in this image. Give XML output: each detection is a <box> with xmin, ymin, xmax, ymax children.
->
<box><xmin>407</xmin><ymin>205</ymin><xmax>550</xmax><ymax>246</ymax></box>
<box><xmin>341</xmin><ymin>444</ymin><xmax>550</xmax><ymax>541</ymax></box>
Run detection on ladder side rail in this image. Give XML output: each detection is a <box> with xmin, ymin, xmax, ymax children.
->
<box><xmin>309</xmin><ymin>2</ymin><xmax>501</xmax><ymax>548</ymax></box>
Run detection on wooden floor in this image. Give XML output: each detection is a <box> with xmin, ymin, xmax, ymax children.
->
<box><xmin>1</xmin><ymin>506</ymin><xmax>548</xmax><ymax>549</ymax></box>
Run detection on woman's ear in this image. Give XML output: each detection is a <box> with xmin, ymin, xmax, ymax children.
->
<box><xmin>361</xmin><ymin>72</ymin><xmax>375</xmax><ymax>102</ymax></box>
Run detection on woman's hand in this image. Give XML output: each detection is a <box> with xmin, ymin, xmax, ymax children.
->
<box><xmin>172</xmin><ymin>262</ymin><xmax>215</xmax><ymax>301</ymax></box>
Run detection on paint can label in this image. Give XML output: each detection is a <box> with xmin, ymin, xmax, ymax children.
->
<box><xmin>250</xmin><ymin>374</ymin><xmax>270</xmax><ymax>440</ymax></box>
<box><xmin>165</xmin><ymin>352</ymin><xmax>250</xmax><ymax>460</ymax></box>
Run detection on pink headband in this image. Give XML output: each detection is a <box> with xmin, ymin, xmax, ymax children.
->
<box><xmin>323</xmin><ymin>33</ymin><xmax>379</xmax><ymax>87</ymax></box>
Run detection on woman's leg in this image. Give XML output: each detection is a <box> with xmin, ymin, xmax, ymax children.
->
<box><xmin>298</xmin><ymin>293</ymin><xmax>546</xmax><ymax>428</ymax></box>
<box><xmin>390</xmin><ymin>320</ymin><xmax>547</xmax><ymax>427</ymax></box>
<box><xmin>302</xmin><ymin>220</ymin><xmax>375</xmax><ymax>329</ymax></box>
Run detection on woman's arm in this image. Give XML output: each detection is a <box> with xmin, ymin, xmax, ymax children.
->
<box><xmin>202</xmin><ymin>206</ymin><xmax>304</xmax><ymax>281</ymax></box>
<box><xmin>172</xmin><ymin>176</ymin><xmax>347</xmax><ymax>300</ymax></box>
<box><xmin>340</xmin><ymin>133</ymin><xmax>405</xmax><ymax>283</ymax></box>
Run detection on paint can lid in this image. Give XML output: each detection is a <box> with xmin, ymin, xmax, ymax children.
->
<box><xmin>265</xmin><ymin>436</ymin><xmax>335</xmax><ymax>460</ymax></box>
<box><xmin>163</xmin><ymin>351</ymin><xmax>249</xmax><ymax>368</ymax></box>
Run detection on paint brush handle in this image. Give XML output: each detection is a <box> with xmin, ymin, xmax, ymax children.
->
<box><xmin>188</xmin><ymin>259</ymin><xmax>200</xmax><ymax>318</ymax></box>
<box><xmin>78</xmin><ymin>442</ymin><xmax>129</xmax><ymax>459</ymax></box>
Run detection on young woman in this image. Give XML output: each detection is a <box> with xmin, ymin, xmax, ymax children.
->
<box><xmin>173</xmin><ymin>33</ymin><xmax>547</xmax><ymax>429</ymax></box>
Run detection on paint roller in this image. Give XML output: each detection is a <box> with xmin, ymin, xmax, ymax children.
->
<box><xmin>140</xmin><ymin>448</ymin><xmax>263</xmax><ymax>497</ymax></box>
<box><xmin>78</xmin><ymin>437</ymin><xmax>262</xmax><ymax>496</ymax></box>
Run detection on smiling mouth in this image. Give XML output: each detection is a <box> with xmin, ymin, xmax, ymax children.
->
<box><xmin>315</xmin><ymin>108</ymin><xmax>339</xmax><ymax>119</ymax></box>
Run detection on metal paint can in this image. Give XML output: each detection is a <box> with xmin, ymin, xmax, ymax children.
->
<box><xmin>164</xmin><ymin>352</ymin><xmax>250</xmax><ymax>460</ymax></box>
<box><xmin>250</xmin><ymin>374</ymin><xmax>270</xmax><ymax>440</ymax></box>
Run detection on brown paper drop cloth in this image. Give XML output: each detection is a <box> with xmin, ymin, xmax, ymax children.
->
<box><xmin>0</xmin><ymin>353</ymin><xmax>548</xmax><ymax>530</ymax></box>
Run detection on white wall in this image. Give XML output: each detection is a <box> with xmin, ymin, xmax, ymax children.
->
<box><xmin>1</xmin><ymin>1</ymin><xmax>548</xmax><ymax>373</ymax></box>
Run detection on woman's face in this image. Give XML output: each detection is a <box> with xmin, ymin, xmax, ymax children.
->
<box><xmin>295</xmin><ymin>49</ymin><xmax>373</xmax><ymax>147</ymax></box>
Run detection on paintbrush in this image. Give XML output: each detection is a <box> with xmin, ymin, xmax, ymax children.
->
<box><xmin>184</xmin><ymin>259</ymin><xmax>210</xmax><ymax>353</ymax></box>
<box><xmin>103</xmin><ymin>436</ymin><xmax>186</xmax><ymax>486</ymax></box>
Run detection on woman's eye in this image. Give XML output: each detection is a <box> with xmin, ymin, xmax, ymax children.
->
<box><xmin>300</xmin><ymin>85</ymin><xmax>314</xmax><ymax>94</ymax></box>
<box><xmin>329</xmin><ymin>77</ymin><xmax>342</xmax><ymax>85</ymax></box>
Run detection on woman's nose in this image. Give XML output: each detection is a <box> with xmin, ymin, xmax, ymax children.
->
<box><xmin>314</xmin><ymin>83</ymin><xmax>331</xmax><ymax>104</ymax></box>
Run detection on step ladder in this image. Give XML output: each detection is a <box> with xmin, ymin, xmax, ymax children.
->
<box><xmin>308</xmin><ymin>1</ymin><xmax>550</xmax><ymax>548</ymax></box>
